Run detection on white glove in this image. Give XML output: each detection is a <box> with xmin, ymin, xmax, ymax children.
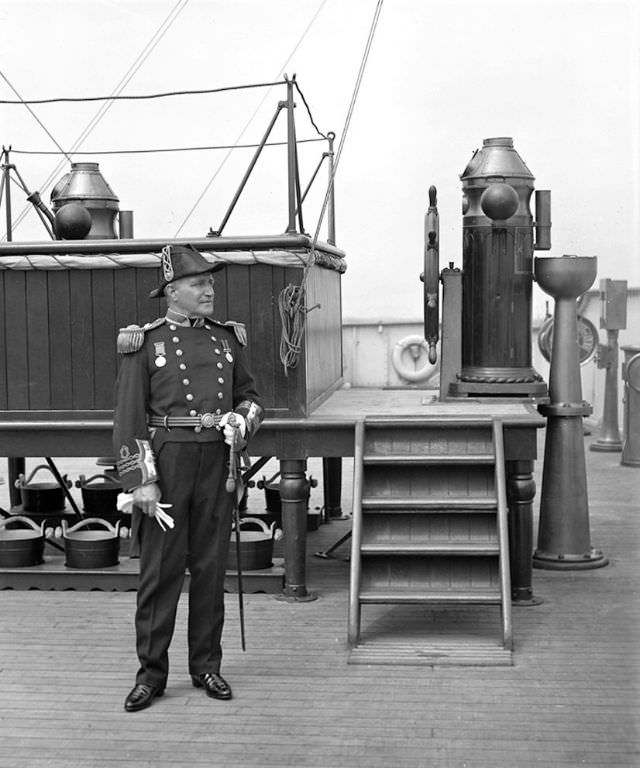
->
<box><xmin>117</xmin><ymin>490</ymin><xmax>174</xmax><ymax>531</ymax></box>
<box><xmin>219</xmin><ymin>412</ymin><xmax>247</xmax><ymax>446</ymax></box>
<box><xmin>131</xmin><ymin>482</ymin><xmax>162</xmax><ymax>516</ymax></box>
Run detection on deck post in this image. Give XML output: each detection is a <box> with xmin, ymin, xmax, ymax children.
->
<box><xmin>278</xmin><ymin>458</ymin><xmax>317</xmax><ymax>601</ymax></box>
<box><xmin>322</xmin><ymin>457</ymin><xmax>342</xmax><ymax>518</ymax></box>
<box><xmin>506</xmin><ymin>460</ymin><xmax>542</xmax><ymax>605</ymax></box>
<box><xmin>7</xmin><ymin>458</ymin><xmax>25</xmax><ymax>508</ymax></box>
<box><xmin>285</xmin><ymin>77</ymin><xmax>297</xmax><ymax>235</ymax></box>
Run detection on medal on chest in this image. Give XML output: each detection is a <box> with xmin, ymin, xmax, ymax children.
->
<box><xmin>222</xmin><ymin>339</ymin><xmax>233</xmax><ymax>363</ymax></box>
<box><xmin>154</xmin><ymin>341</ymin><xmax>167</xmax><ymax>368</ymax></box>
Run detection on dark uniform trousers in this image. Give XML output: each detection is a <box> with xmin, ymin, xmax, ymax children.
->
<box><xmin>135</xmin><ymin>441</ymin><xmax>233</xmax><ymax>688</ymax></box>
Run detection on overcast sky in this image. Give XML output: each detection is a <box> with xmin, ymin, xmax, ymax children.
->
<box><xmin>1</xmin><ymin>0</ymin><xmax>638</xmax><ymax>321</ymax></box>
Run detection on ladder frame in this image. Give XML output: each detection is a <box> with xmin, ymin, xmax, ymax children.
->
<box><xmin>348</xmin><ymin>419</ymin><xmax>365</xmax><ymax>647</ymax></box>
<box><xmin>492</xmin><ymin>418</ymin><xmax>513</xmax><ymax>650</ymax></box>
<box><xmin>348</xmin><ymin>416</ymin><xmax>513</xmax><ymax>653</ymax></box>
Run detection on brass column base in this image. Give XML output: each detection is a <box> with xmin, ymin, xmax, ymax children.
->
<box><xmin>533</xmin><ymin>548</ymin><xmax>609</xmax><ymax>570</ymax></box>
<box><xmin>590</xmin><ymin>439</ymin><xmax>622</xmax><ymax>453</ymax></box>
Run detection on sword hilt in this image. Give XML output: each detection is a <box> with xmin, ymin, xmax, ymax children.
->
<box><xmin>225</xmin><ymin>414</ymin><xmax>240</xmax><ymax>494</ymax></box>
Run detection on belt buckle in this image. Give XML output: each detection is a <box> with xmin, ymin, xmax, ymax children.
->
<box><xmin>200</xmin><ymin>413</ymin><xmax>216</xmax><ymax>429</ymax></box>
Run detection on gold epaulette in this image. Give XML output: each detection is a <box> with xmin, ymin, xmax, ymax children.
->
<box><xmin>117</xmin><ymin>317</ymin><xmax>165</xmax><ymax>354</ymax></box>
<box><xmin>210</xmin><ymin>319</ymin><xmax>247</xmax><ymax>346</ymax></box>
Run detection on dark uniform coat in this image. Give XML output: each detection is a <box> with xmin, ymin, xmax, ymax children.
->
<box><xmin>113</xmin><ymin>315</ymin><xmax>262</xmax><ymax>489</ymax></box>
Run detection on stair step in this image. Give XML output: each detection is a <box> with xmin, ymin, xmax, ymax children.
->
<box><xmin>348</xmin><ymin>641</ymin><xmax>512</xmax><ymax>666</ymax></box>
<box><xmin>364</xmin><ymin>416</ymin><xmax>495</xmax><ymax>427</ymax></box>
<box><xmin>360</xmin><ymin>542</ymin><xmax>500</xmax><ymax>556</ymax></box>
<box><xmin>361</xmin><ymin>497</ymin><xmax>497</xmax><ymax>511</ymax></box>
<box><xmin>359</xmin><ymin>586</ymin><xmax>502</xmax><ymax>604</ymax></box>
<box><xmin>364</xmin><ymin>453</ymin><xmax>494</xmax><ymax>465</ymax></box>
<box><xmin>363</xmin><ymin>422</ymin><xmax>494</xmax><ymax>457</ymax></box>
<box><xmin>362</xmin><ymin>513</ymin><xmax>497</xmax><ymax>540</ymax></box>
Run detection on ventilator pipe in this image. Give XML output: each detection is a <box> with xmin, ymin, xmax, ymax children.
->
<box><xmin>533</xmin><ymin>255</ymin><xmax>608</xmax><ymax>570</ymax></box>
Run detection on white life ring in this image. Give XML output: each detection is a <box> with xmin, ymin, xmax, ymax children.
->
<box><xmin>391</xmin><ymin>335</ymin><xmax>439</xmax><ymax>383</ymax></box>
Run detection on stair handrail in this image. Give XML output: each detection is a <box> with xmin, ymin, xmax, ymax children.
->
<box><xmin>348</xmin><ymin>419</ymin><xmax>366</xmax><ymax>647</ymax></box>
<box><xmin>492</xmin><ymin>419</ymin><xmax>514</xmax><ymax>650</ymax></box>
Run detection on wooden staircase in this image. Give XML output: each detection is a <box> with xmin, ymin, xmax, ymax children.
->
<box><xmin>348</xmin><ymin>415</ymin><xmax>513</xmax><ymax>666</ymax></box>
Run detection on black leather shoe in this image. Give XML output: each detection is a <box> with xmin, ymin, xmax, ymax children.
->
<box><xmin>124</xmin><ymin>683</ymin><xmax>165</xmax><ymax>712</ymax></box>
<box><xmin>191</xmin><ymin>672</ymin><xmax>232</xmax><ymax>700</ymax></box>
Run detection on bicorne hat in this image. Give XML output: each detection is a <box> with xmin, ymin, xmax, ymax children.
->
<box><xmin>149</xmin><ymin>244</ymin><xmax>225</xmax><ymax>298</ymax></box>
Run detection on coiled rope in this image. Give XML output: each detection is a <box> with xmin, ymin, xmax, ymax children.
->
<box><xmin>278</xmin><ymin>283</ymin><xmax>307</xmax><ymax>375</ymax></box>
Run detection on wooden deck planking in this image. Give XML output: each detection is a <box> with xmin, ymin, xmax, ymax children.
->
<box><xmin>312</xmin><ymin>387</ymin><xmax>542</xmax><ymax>421</ymax></box>
<box><xmin>0</xmin><ymin>430</ymin><xmax>638</xmax><ymax>768</ymax></box>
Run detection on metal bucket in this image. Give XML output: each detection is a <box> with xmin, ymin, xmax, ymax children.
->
<box><xmin>226</xmin><ymin>517</ymin><xmax>275</xmax><ymax>571</ymax></box>
<box><xmin>62</xmin><ymin>517</ymin><xmax>120</xmax><ymax>569</ymax></box>
<box><xmin>76</xmin><ymin>473</ymin><xmax>123</xmax><ymax>524</ymax></box>
<box><xmin>16</xmin><ymin>465</ymin><xmax>67</xmax><ymax>515</ymax></box>
<box><xmin>0</xmin><ymin>515</ymin><xmax>45</xmax><ymax>567</ymax></box>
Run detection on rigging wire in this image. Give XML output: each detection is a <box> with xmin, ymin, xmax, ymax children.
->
<box><xmin>2</xmin><ymin>0</ymin><xmax>190</xmax><ymax>241</ymax></box>
<box><xmin>8</xmin><ymin>137</ymin><xmax>324</xmax><ymax>156</ymax></box>
<box><xmin>174</xmin><ymin>0</ymin><xmax>329</xmax><ymax>236</ymax></box>
<box><xmin>0</xmin><ymin>80</ymin><xmax>285</xmax><ymax>105</ymax></box>
<box><xmin>279</xmin><ymin>0</ymin><xmax>384</xmax><ymax>374</ymax></box>
<box><xmin>0</xmin><ymin>72</ymin><xmax>72</xmax><ymax>164</ymax></box>
<box><xmin>312</xmin><ymin>0</ymin><xmax>383</xmax><ymax>247</ymax></box>
<box><xmin>4</xmin><ymin>77</ymin><xmax>327</xmax><ymax>156</ymax></box>
<box><xmin>293</xmin><ymin>81</ymin><xmax>327</xmax><ymax>140</ymax></box>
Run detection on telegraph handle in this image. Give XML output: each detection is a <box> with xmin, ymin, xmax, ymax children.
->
<box><xmin>420</xmin><ymin>185</ymin><xmax>439</xmax><ymax>364</ymax></box>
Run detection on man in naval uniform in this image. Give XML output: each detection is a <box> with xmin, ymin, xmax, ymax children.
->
<box><xmin>113</xmin><ymin>244</ymin><xmax>263</xmax><ymax>713</ymax></box>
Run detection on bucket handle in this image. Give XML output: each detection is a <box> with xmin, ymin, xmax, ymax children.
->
<box><xmin>235</xmin><ymin>516</ymin><xmax>276</xmax><ymax>538</ymax></box>
<box><xmin>0</xmin><ymin>515</ymin><xmax>45</xmax><ymax>534</ymax></box>
<box><xmin>15</xmin><ymin>464</ymin><xmax>70</xmax><ymax>488</ymax></box>
<box><xmin>61</xmin><ymin>517</ymin><xmax>121</xmax><ymax>537</ymax></box>
<box><xmin>256</xmin><ymin>471</ymin><xmax>280</xmax><ymax>489</ymax></box>
<box><xmin>75</xmin><ymin>473</ymin><xmax>122</xmax><ymax>489</ymax></box>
